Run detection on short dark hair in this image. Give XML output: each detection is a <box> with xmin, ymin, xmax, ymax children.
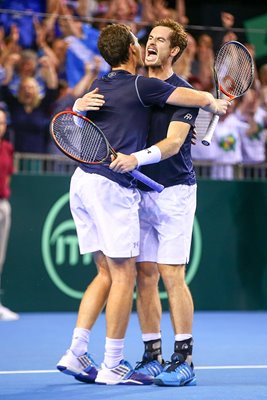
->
<box><xmin>98</xmin><ymin>24</ymin><xmax>135</xmax><ymax>67</ymax></box>
<box><xmin>153</xmin><ymin>19</ymin><xmax>188</xmax><ymax>64</ymax></box>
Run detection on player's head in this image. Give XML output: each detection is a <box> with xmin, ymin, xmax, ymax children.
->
<box><xmin>145</xmin><ymin>18</ymin><xmax>187</xmax><ymax>68</ymax></box>
<box><xmin>98</xmin><ymin>23</ymin><xmax>143</xmax><ymax>68</ymax></box>
<box><xmin>0</xmin><ymin>109</ymin><xmax>7</xmax><ymax>139</ymax></box>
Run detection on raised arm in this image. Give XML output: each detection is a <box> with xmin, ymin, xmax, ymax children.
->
<box><xmin>167</xmin><ymin>87</ymin><xmax>230</xmax><ymax>115</ymax></box>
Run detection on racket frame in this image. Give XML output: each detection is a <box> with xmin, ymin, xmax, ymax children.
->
<box><xmin>202</xmin><ymin>41</ymin><xmax>254</xmax><ymax>146</ymax></box>
<box><xmin>50</xmin><ymin>110</ymin><xmax>165</xmax><ymax>193</ymax></box>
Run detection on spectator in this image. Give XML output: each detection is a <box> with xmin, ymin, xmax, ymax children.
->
<box><xmin>173</xmin><ymin>33</ymin><xmax>197</xmax><ymax>81</ymax></box>
<box><xmin>238</xmin><ymin>89</ymin><xmax>267</xmax><ymax>177</ymax></box>
<box><xmin>210</xmin><ymin>105</ymin><xmax>242</xmax><ymax>180</ymax></box>
<box><xmin>195</xmin><ymin>33</ymin><xmax>214</xmax><ymax>91</ymax></box>
<box><xmin>0</xmin><ymin>0</ymin><xmax>46</xmax><ymax>49</ymax></box>
<box><xmin>48</xmin><ymin>58</ymin><xmax>102</xmax><ymax>153</ymax></box>
<box><xmin>2</xmin><ymin>48</ymin><xmax>57</xmax><ymax>97</ymax></box>
<box><xmin>213</xmin><ymin>11</ymin><xmax>237</xmax><ymax>51</ymax></box>
<box><xmin>259</xmin><ymin>64</ymin><xmax>267</xmax><ymax>87</ymax></box>
<box><xmin>53</xmin><ymin>1</ymin><xmax>109</xmax><ymax>87</ymax></box>
<box><xmin>0</xmin><ymin>24</ymin><xmax>21</xmax><ymax>76</ymax></box>
<box><xmin>0</xmin><ymin>75</ymin><xmax>58</xmax><ymax>153</ymax></box>
<box><xmin>0</xmin><ymin>108</ymin><xmax>19</xmax><ymax>321</ymax></box>
<box><xmin>34</xmin><ymin>16</ymin><xmax>68</xmax><ymax>81</ymax></box>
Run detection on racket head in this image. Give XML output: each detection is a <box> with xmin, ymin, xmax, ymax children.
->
<box><xmin>50</xmin><ymin>111</ymin><xmax>111</xmax><ymax>164</ymax></box>
<box><xmin>214</xmin><ymin>40</ymin><xmax>254</xmax><ymax>100</ymax></box>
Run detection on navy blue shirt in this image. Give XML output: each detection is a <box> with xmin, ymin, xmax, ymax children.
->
<box><xmin>81</xmin><ymin>70</ymin><xmax>176</xmax><ymax>188</ymax></box>
<box><xmin>140</xmin><ymin>74</ymin><xmax>199</xmax><ymax>189</ymax></box>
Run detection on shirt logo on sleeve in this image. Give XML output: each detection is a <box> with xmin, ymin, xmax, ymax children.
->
<box><xmin>184</xmin><ymin>113</ymin><xmax>193</xmax><ymax>120</ymax></box>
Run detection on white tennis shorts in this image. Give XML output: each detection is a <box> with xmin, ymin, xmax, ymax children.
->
<box><xmin>70</xmin><ymin>168</ymin><xmax>141</xmax><ymax>258</ymax></box>
<box><xmin>137</xmin><ymin>184</ymin><xmax>197</xmax><ymax>264</ymax></box>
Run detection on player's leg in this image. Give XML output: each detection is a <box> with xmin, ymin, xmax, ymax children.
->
<box><xmin>154</xmin><ymin>184</ymin><xmax>197</xmax><ymax>387</ymax></box>
<box><xmin>57</xmin><ymin>170</ymin><xmax>114</xmax><ymax>383</ymax></box>
<box><xmin>134</xmin><ymin>191</ymin><xmax>164</xmax><ymax>376</ymax></box>
<box><xmin>154</xmin><ymin>264</ymin><xmax>196</xmax><ymax>387</ymax></box>
<box><xmin>95</xmin><ymin>256</ymin><xmax>153</xmax><ymax>385</ymax></box>
<box><xmin>57</xmin><ymin>251</ymin><xmax>111</xmax><ymax>383</ymax></box>
<box><xmin>136</xmin><ymin>262</ymin><xmax>161</xmax><ymax>335</ymax></box>
<box><xmin>159</xmin><ymin>263</ymin><xmax>194</xmax><ymax>364</ymax></box>
<box><xmin>135</xmin><ymin>261</ymin><xmax>164</xmax><ymax>376</ymax></box>
<box><xmin>76</xmin><ymin>251</ymin><xmax>111</xmax><ymax>330</ymax></box>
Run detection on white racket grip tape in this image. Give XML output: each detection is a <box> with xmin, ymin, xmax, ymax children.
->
<box><xmin>130</xmin><ymin>169</ymin><xmax>164</xmax><ymax>193</ymax></box>
<box><xmin>202</xmin><ymin>115</ymin><xmax>220</xmax><ymax>146</ymax></box>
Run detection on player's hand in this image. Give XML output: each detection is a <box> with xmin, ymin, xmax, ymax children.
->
<box><xmin>215</xmin><ymin>98</ymin><xmax>231</xmax><ymax>115</ymax></box>
<box><xmin>109</xmin><ymin>153</ymin><xmax>138</xmax><ymax>173</ymax></box>
<box><xmin>204</xmin><ymin>96</ymin><xmax>230</xmax><ymax>115</ymax></box>
<box><xmin>75</xmin><ymin>88</ymin><xmax>105</xmax><ymax>111</ymax></box>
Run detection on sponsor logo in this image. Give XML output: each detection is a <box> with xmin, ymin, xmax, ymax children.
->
<box><xmin>41</xmin><ymin>193</ymin><xmax>93</xmax><ymax>299</ymax></box>
<box><xmin>108</xmin><ymin>71</ymin><xmax>117</xmax><ymax>78</ymax></box>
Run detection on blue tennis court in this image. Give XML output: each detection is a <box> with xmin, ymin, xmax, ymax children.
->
<box><xmin>1</xmin><ymin>311</ymin><xmax>267</xmax><ymax>400</ymax></box>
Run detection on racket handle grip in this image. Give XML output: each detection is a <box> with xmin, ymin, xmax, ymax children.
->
<box><xmin>130</xmin><ymin>169</ymin><xmax>164</xmax><ymax>193</ymax></box>
<box><xmin>202</xmin><ymin>115</ymin><xmax>220</xmax><ymax>146</ymax></box>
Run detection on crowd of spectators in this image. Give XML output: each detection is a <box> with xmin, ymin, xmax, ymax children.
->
<box><xmin>0</xmin><ymin>0</ymin><xmax>266</xmax><ymax>178</ymax></box>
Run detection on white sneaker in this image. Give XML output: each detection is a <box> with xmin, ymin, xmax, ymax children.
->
<box><xmin>0</xmin><ymin>305</ymin><xmax>19</xmax><ymax>321</ymax></box>
<box><xmin>95</xmin><ymin>360</ymin><xmax>153</xmax><ymax>385</ymax></box>
<box><xmin>57</xmin><ymin>349</ymin><xmax>99</xmax><ymax>383</ymax></box>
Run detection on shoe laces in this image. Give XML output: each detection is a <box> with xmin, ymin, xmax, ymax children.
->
<box><xmin>135</xmin><ymin>351</ymin><xmax>156</xmax><ymax>369</ymax></box>
<box><xmin>164</xmin><ymin>352</ymin><xmax>186</xmax><ymax>372</ymax></box>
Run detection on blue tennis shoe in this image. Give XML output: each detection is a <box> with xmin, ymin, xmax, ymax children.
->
<box><xmin>134</xmin><ymin>351</ymin><xmax>164</xmax><ymax>377</ymax></box>
<box><xmin>154</xmin><ymin>353</ymin><xmax>196</xmax><ymax>387</ymax></box>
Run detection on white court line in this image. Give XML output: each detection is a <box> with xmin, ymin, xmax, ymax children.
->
<box><xmin>0</xmin><ymin>370</ymin><xmax>58</xmax><ymax>374</ymax></box>
<box><xmin>0</xmin><ymin>365</ymin><xmax>267</xmax><ymax>375</ymax></box>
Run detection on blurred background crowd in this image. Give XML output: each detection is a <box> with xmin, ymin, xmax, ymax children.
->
<box><xmin>0</xmin><ymin>0</ymin><xmax>266</xmax><ymax>179</ymax></box>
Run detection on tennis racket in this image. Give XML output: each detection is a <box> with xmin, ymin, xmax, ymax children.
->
<box><xmin>50</xmin><ymin>111</ymin><xmax>164</xmax><ymax>193</ymax></box>
<box><xmin>202</xmin><ymin>41</ymin><xmax>254</xmax><ymax>146</ymax></box>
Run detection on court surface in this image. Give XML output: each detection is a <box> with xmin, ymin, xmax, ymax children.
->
<box><xmin>1</xmin><ymin>311</ymin><xmax>267</xmax><ymax>400</ymax></box>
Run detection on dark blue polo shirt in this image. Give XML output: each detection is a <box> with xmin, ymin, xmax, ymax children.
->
<box><xmin>140</xmin><ymin>73</ymin><xmax>199</xmax><ymax>189</ymax></box>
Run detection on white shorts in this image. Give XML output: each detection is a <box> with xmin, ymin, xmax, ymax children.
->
<box><xmin>70</xmin><ymin>168</ymin><xmax>141</xmax><ymax>258</ymax></box>
<box><xmin>137</xmin><ymin>184</ymin><xmax>197</xmax><ymax>264</ymax></box>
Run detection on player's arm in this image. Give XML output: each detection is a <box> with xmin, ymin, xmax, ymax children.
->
<box><xmin>166</xmin><ymin>87</ymin><xmax>229</xmax><ymax>115</ymax></box>
<box><xmin>109</xmin><ymin>121</ymin><xmax>190</xmax><ymax>173</ymax></box>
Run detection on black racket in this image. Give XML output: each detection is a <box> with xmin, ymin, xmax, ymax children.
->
<box><xmin>202</xmin><ymin>41</ymin><xmax>254</xmax><ymax>146</ymax></box>
<box><xmin>50</xmin><ymin>111</ymin><xmax>164</xmax><ymax>193</ymax></box>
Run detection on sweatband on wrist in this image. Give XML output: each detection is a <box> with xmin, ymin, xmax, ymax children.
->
<box><xmin>73</xmin><ymin>100</ymin><xmax>86</xmax><ymax>116</ymax></box>
<box><xmin>131</xmin><ymin>145</ymin><xmax>161</xmax><ymax>167</ymax></box>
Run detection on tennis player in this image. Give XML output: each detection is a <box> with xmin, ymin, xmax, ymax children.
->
<box><xmin>110</xmin><ymin>19</ymin><xmax>201</xmax><ymax>387</ymax></box>
<box><xmin>57</xmin><ymin>23</ymin><xmax>229</xmax><ymax>386</ymax></box>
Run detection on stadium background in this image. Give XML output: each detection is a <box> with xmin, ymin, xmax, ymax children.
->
<box><xmin>1</xmin><ymin>0</ymin><xmax>267</xmax><ymax>312</ymax></box>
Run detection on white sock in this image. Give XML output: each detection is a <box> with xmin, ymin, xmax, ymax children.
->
<box><xmin>142</xmin><ymin>333</ymin><xmax>161</xmax><ymax>342</ymax></box>
<box><xmin>175</xmin><ymin>334</ymin><xmax>192</xmax><ymax>341</ymax></box>
<box><xmin>103</xmin><ymin>337</ymin><xmax>124</xmax><ymax>369</ymax></box>
<box><xmin>70</xmin><ymin>327</ymin><xmax>90</xmax><ymax>357</ymax></box>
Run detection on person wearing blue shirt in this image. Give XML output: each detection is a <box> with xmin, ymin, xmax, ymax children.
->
<box><xmin>56</xmin><ymin>23</ymin><xmax>229</xmax><ymax>386</ymax></box>
<box><xmin>114</xmin><ymin>19</ymin><xmax>200</xmax><ymax>387</ymax></box>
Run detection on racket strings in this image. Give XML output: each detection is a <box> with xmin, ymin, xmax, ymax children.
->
<box><xmin>53</xmin><ymin>114</ymin><xmax>109</xmax><ymax>163</ymax></box>
<box><xmin>216</xmin><ymin>43</ymin><xmax>253</xmax><ymax>97</ymax></box>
